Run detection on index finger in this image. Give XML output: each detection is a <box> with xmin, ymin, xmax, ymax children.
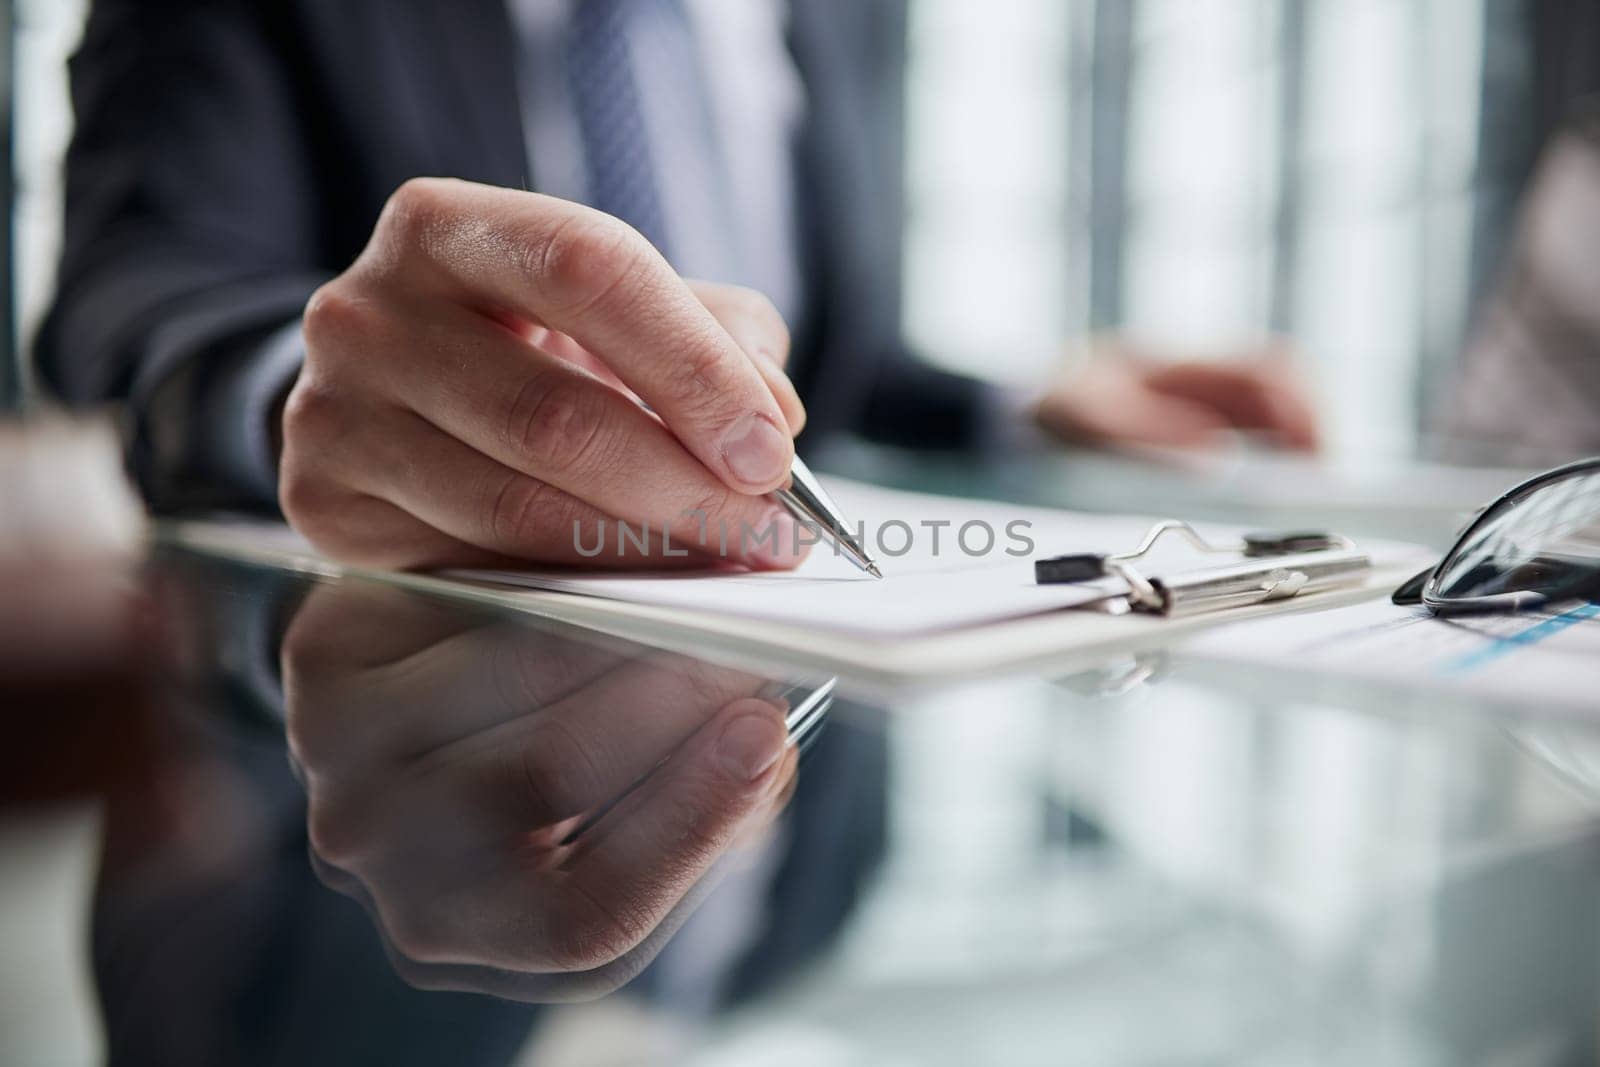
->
<box><xmin>367</xmin><ymin>178</ymin><xmax>796</xmax><ymax>494</ymax></box>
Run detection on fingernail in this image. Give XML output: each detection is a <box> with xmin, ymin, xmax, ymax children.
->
<box><xmin>716</xmin><ymin>711</ymin><xmax>785</xmax><ymax>782</ymax></box>
<box><xmin>720</xmin><ymin>413</ymin><xmax>790</xmax><ymax>489</ymax></box>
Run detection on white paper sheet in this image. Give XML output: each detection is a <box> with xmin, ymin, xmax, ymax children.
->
<box><xmin>453</xmin><ymin>479</ymin><xmax>1410</xmax><ymax>638</ymax></box>
<box><xmin>163</xmin><ymin>480</ymin><xmax>1430</xmax><ymax>686</ymax></box>
<box><xmin>1185</xmin><ymin>597</ymin><xmax>1600</xmax><ymax>714</ymax></box>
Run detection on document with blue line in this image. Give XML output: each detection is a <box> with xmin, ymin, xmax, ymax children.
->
<box><xmin>1186</xmin><ymin>598</ymin><xmax>1600</xmax><ymax>715</ymax></box>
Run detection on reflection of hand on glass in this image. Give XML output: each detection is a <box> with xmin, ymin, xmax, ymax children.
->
<box><xmin>281</xmin><ymin>583</ymin><xmax>801</xmax><ymax>1001</ymax></box>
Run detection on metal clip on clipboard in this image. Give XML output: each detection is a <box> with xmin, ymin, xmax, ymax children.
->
<box><xmin>1034</xmin><ymin>521</ymin><xmax>1372</xmax><ymax>618</ymax></box>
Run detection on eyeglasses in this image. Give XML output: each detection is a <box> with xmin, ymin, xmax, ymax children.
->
<box><xmin>1392</xmin><ymin>457</ymin><xmax>1600</xmax><ymax>615</ymax></box>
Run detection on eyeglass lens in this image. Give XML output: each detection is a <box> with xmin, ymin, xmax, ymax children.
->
<box><xmin>1431</xmin><ymin>468</ymin><xmax>1600</xmax><ymax>605</ymax></box>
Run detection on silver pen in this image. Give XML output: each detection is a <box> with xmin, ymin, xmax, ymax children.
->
<box><xmin>771</xmin><ymin>455</ymin><xmax>883</xmax><ymax>578</ymax></box>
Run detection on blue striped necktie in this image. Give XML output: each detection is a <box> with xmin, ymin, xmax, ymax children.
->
<box><xmin>567</xmin><ymin>0</ymin><xmax>707</xmax><ymax>262</ymax></box>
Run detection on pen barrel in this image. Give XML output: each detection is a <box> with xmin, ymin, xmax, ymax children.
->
<box><xmin>774</xmin><ymin>487</ymin><xmax>869</xmax><ymax>562</ymax></box>
<box><xmin>772</xmin><ymin>456</ymin><xmax>878</xmax><ymax>576</ymax></box>
<box><xmin>1152</xmin><ymin>549</ymin><xmax>1372</xmax><ymax>617</ymax></box>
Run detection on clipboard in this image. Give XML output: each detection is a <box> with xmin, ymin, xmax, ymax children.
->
<box><xmin>1035</xmin><ymin>521</ymin><xmax>1373</xmax><ymax>618</ymax></box>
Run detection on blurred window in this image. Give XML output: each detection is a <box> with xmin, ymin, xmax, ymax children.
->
<box><xmin>12</xmin><ymin>0</ymin><xmax>1493</xmax><ymax>460</ymax></box>
<box><xmin>13</xmin><ymin>0</ymin><xmax>87</xmax><ymax>405</ymax></box>
<box><xmin>904</xmin><ymin>0</ymin><xmax>1488</xmax><ymax>464</ymax></box>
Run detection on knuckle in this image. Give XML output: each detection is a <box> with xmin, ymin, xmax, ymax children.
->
<box><xmin>279</xmin><ymin>626</ymin><xmax>338</xmax><ymax>695</ymax></box>
<box><xmin>503</xmin><ymin>373</ymin><xmax>610</xmax><ymax>478</ymax></box>
<box><xmin>708</xmin><ymin>480</ymin><xmax>776</xmax><ymax>534</ymax></box>
<box><xmin>684</xmin><ymin>483</ymin><xmax>768</xmax><ymax>560</ymax></box>
<box><xmin>686</xmin><ymin>481</ymin><xmax>739</xmax><ymax>532</ymax></box>
<box><xmin>374</xmin><ymin>178</ymin><xmax>476</xmax><ymax>277</ymax></box>
<box><xmin>674</xmin><ymin>659</ymin><xmax>757</xmax><ymax>705</ymax></box>
<box><xmin>276</xmin><ymin>421</ymin><xmax>352</xmax><ymax>545</ymax></box>
<box><xmin>283</xmin><ymin>710</ymin><xmax>336</xmax><ymax>776</ymax></box>
<box><xmin>381</xmin><ymin>177</ymin><xmax>453</xmax><ymax>242</ymax></box>
<box><xmin>528</xmin><ymin>213</ymin><xmax>650</xmax><ymax>316</ymax></box>
<box><xmin>513</xmin><ymin>719</ymin><xmax>598</xmax><ymax>821</ymax></box>
<box><xmin>278</xmin><ymin>378</ymin><xmax>345</xmax><ymax>458</ymax></box>
<box><xmin>485</xmin><ymin>473</ymin><xmax>562</xmax><ymax>549</ymax></box>
<box><xmin>730</xmin><ymin>287</ymin><xmax>790</xmax><ymax>348</ymax></box>
<box><xmin>665</xmin><ymin>335</ymin><xmax>744</xmax><ymax>417</ymax></box>
<box><xmin>301</xmin><ymin>283</ymin><xmax>377</xmax><ymax>354</ymax></box>
<box><xmin>304</xmin><ymin>801</ymin><xmax>366</xmax><ymax>869</ymax></box>
<box><xmin>276</xmin><ymin>457</ymin><xmax>324</xmax><ymax>529</ymax></box>
<box><xmin>278</xmin><ymin>624</ymin><xmax>320</xmax><ymax>679</ymax></box>
<box><xmin>384</xmin><ymin>905</ymin><xmax>455</xmax><ymax>964</ymax></box>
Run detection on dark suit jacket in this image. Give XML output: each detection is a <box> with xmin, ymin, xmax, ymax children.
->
<box><xmin>37</xmin><ymin>0</ymin><xmax>987</xmax><ymax>511</ymax></box>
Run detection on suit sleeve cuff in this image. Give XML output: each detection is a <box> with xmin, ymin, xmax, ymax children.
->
<box><xmin>205</xmin><ymin>320</ymin><xmax>305</xmax><ymax>505</ymax></box>
<box><xmin>134</xmin><ymin>319</ymin><xmax>304</xmax><ymax>512</ymax></box>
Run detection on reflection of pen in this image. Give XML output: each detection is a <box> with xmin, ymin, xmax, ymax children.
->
<box><xmin>770</xmin><ymin>677</ymin><xmax>836</xmax><ymax>751</ymax></box>
<box><xmin>772</xmin><ymin>456</ymin><xmax>883</xmax><ymax>579</ymax></box>
<box><xmin>561</xmin><ymin>675</ymin><xmax>838</xmax><ymax>846</ymax></box>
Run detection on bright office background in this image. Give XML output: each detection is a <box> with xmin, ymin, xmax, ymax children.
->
<box><xmin>903</xmin><ymin>0</ymin><xmax>1490</xmax><ymax>465</ymax></box>
<box><xmin>0</xmin><ymin>7</ymin><xmax>1579</xmax><ymax>1064</ymax></box>
<box><xmin>14</xmin><ymin>1</ymin><xmax>1510</xmax><ymax>464</ymax></box>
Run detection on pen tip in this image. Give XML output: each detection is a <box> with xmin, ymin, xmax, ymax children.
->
<box><xmin>866</xmin><ymin>562</ymin><xmax>884</xmax><ymax>580</ymax></box>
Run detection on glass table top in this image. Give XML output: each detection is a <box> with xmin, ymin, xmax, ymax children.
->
<box><xmin>5</xmin><ymin>533</ymin><xmax>1599</xmax><ymax>1067</ymax></box>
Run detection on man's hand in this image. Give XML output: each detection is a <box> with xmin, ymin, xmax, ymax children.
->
<box><xmin>279</xmin><ymin>178</ymin><xmax>808</xmax><ymax>571</ymax></box>
<box><xmin>283</xmin><ymin>584</ymin><xmax>799</xmax><ymax>1000</ymax></box>
<box><xmin>1033</xmin><ymin>338</ymin><xmax>1321</xmax><ymax>454</ymax></box>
